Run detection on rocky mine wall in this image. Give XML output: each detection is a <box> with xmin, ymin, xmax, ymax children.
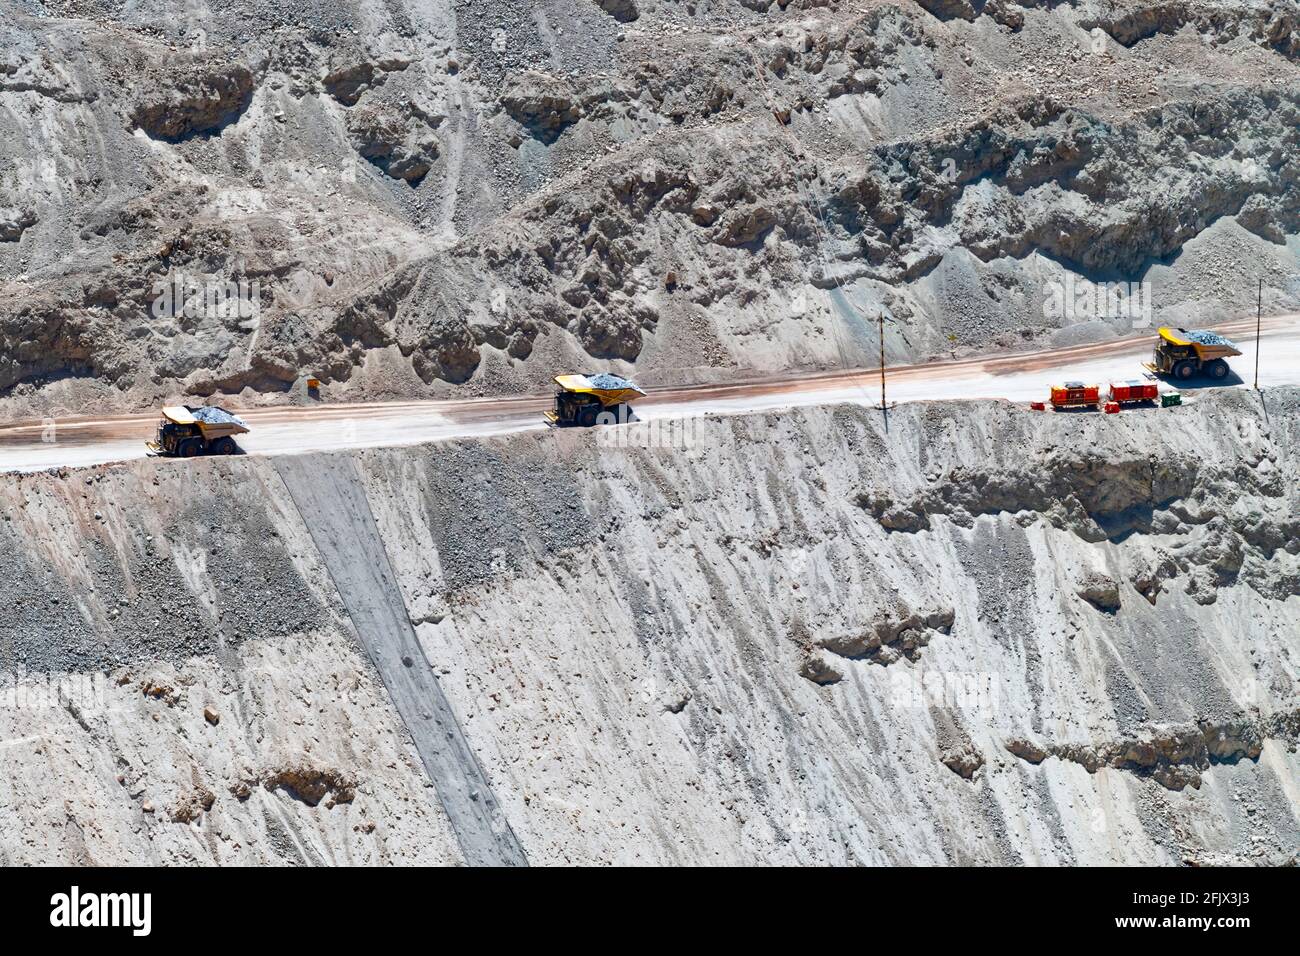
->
<box><xmin>2</xmin><ymin>0</ymin><xmax>1299</xmax><ymax>416</ymax></box>
<box><xmin>1</xmin><ymin>388</ymin><xmax>1296</xmax><ymax>864</ymax></box>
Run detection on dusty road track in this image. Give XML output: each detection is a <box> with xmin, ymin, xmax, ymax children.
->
<box><xmin>3</xmin><ymin>315</ymin><xmax>1297</xmax><ymax>472</ymax></box>
<box><xmin>275</xmin><ymin>455</ymin><xmax>529</xmax><ymax>867</ymax></box>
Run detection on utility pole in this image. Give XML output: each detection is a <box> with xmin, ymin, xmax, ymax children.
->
<box><xmin>1255</xmin><ymin>278</ymin><xmax>1262</xmax><ymax>391</ymax></box>
<box><xmin>878</xmin><ymin>312</ymin><xmax>887</xmax><ymax>410</ymax></box>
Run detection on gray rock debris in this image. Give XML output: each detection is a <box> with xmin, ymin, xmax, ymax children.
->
<box><xmin>1076</xmin><ymin>571</ymin><xmax>1121</xmax><ymax>612</ymax></box>
<box><xmin>0</xmin><ymin>208</ymin><xmax>36</xmax><ymax>242</ymax></box>
<box><xmin>1006</xmin><ymin>711</ymin><xmax>1300</xmax><ymax>791</ymax></box>
<box><xmin>129</xmin><ymin>61</ymin><xmax>254</xmax><ymax>141</ymax></box>
<box><xmin>814</xmin><ymin>604</ymin><xmax>955</xmax><ymax>669</ymax></box>
<box><xmin>500</xmin><ymin>71</ymin><xmax>582</xmax><ymax>143</ymax></box>
<box><xmin>592</xmin><ymin>0</ymin><xmax>639</xmax><ymax>23</ymax></box>
<box><xmin>322</xmin><ymin>58</ymin><xmax>411</xmax><ymax>107</ymax></box>
<box><xmin>347</xmin><ymin>104</ymin><xmax>440</xmax><ymax>184</ymax></box>
<box><xmin>4</xmin><ymin>3</ymin><xmax>1300</xmax><ymax>409</ymax></box>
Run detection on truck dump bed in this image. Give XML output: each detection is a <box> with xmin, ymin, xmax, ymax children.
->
<box><xmin>1159</xmin><ymin>328</ymin><xmax>1242</xmax><ymax>359</ymax></box>
<box><xmin>162</xmin><ymin>405</ymin><xmax>250</xmax><ymax>438</ymax></box>
<box><xmin>552</xmin><ymin>374</ymin><xmax>645</xmax><ymax>407</ymax></box>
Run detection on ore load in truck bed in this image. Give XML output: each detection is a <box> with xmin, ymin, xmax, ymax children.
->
<box><xmin>190</xmin><ymin>406</ymin><xmax>249</xmax><ymax>428</ymax></box>
<box><xmin>584</xmin><ymin>373</ymin><xmax>640</xmax><ymax>391</ymax></box>
<box><xmin>1175</xmin><ymin>329</ymin><xmax>1236</xmax><ymax>348</ymax></box>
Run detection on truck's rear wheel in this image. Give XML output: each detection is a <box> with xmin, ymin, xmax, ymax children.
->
<box><xmin>1205</xmin><ymin>359</ymin><xmax>1229</xmax><ymax>380</ymax></box>
<box><xmin>210</xmin><ymin>437</ymin><xmax>237</xmax><ymax>455</ymax></box>
<box><xmin>1173</xmin><ymin>360</ymin><xmax>1197</xmax><ymax>381</ymax></box>
<box><xmin>178</xmin><ymin>438</ymin><xmax>204</xmax><ymax>458</ymax></box>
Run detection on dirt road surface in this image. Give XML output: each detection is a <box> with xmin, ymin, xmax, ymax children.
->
<box><xmin>3</xmin><ymin>315</ymin><xmax>1296</xmax><ymax>473</ymax></box>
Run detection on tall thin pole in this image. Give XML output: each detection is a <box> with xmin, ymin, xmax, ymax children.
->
<box><xmin>1254</xmin><ymin>278</ymin><xmax>1262</xmax><ymax>390</ymax></box>
<box><xmin>879</xmin><ymin>312</ymin><xmax>886</xmax><ymax>409</ymax></box>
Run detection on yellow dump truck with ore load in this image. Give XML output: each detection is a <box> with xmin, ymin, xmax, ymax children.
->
<box><xmin>146</xmin><ymin>405</ymin><xmax>250</xmax><ymax>457</ymax></box>
<box><xmin>1145</xmin><ymin>327</ymin><xmax>1242</xmax><ymax>381</ymax></box>
<box><xmin>545</xmin><ymin>373</ymin><xmax>645</xmax><ymax>427</ymax></box>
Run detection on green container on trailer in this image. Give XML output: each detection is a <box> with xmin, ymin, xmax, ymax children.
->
<box><xmin>1161</xmin><ymin>391</ymin><xmax>1182</xmax><ymax>407</ymax></box>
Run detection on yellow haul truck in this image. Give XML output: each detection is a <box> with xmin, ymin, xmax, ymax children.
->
<box><xmin>146</xmin><ymin>405</ymin><xmax>250</xmax><ymax>457</ymax></box>
<box><xmin>1145</xmin><ymin>327</ymin><xmax>1242</xmax><ymax>381</ymax></box>
<box><xmin>545</xmin><ymin>373</ymin><xmax>645</xmax><ymax>427</ymax></box>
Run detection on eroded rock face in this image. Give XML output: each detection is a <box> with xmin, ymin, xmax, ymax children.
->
<box><xmin>1076</xmin><ymin>571</ymin><xmax>1121</xmax><ymax>611</ymax></box>
<box><xmin>713</xmin><ymin>204</ymin><xmax>778</xmax><ymax>248</ymax></box>
<box><xmin>347</xmin><ymin>105</ymin><xmax>440</xmax><ymax>184</ymax></box>
<box><xmin>915</xmin><ymin>0</ymin><xmax>982</xmax><ymax>21</ymax></box>
<box><xmin>821</xmin><ymin>91</ymin><xmax>1300</xmax><ymax>280</ymax></box>
<box><xmin>1237</xmin><ymin>194</ymin><xmax>1287</xmax><ymax>244</ymax></box>
<box><xmin>1006</xmin><ymin>713</ymin><xmax>1299</xmax><ymax>791</ymax></box>
<box><xmin>813</xmin><ymin>603</ymin><xmax>955</xmax><ymax>670</ymax></box>
<box><xmin>857</xmin><ymin>406</ymin><xmax>1300</xmax><ymax>607</ymax></box>
<box><xmin>984</xmin><ymin>0</ymin><xmax>1025</xmax><ymax>30</ymax></box>
<box><xmin>799</xmin><ymin>653</ymin><xmax>844</xmax><ymax>685</ymax></box>
<box><xmin>1005</xmin><ymin>737</ymin><xmax>1049</xmax><ymax>764</ymax></box>
<box><xmin>1084</xmin><ymin>1</ymin><xmax>1300</xmax><ymax>59</ymax></box>
<box><xmin>257</xmin><ymin>766</ymin><xmax>357</xmax><ymax>808</ymax></box>
<box><xmin>941</xmin><ymin>742</ymin><xmax>985</xmax><ymax>779</ymax></box>
<box><xmin>592</xmin><ymin>0</ymin><xmax>640</xmax><ymax>23</ymax></box>
<box><xmin>0</xmin><ymin>208</ymin><xmax>36</xmax><ymax>242</ymax></box>
<box><xmin>934</xmin><ymin>708</ymin><xmax>985</xmax><ymax>779</ymax></box>
<box><xmin>1</xmin><ymin>2</ymin><xmax>1299</xmax><ymax>431</ymax></box>
<box><xmin>500</xmin><ymin>72</ymin><xmax>582</xmax><ymax>142</ymax></box>
<box><xmin>129</xmin><ymin>62</ymin><xmax>254</xmax><ymax>141</ymax></box>
<box><xmin>0</xmin><ymin>395</ymin><xmax>1297</xmax><ymax>864</ymax></box>
<box><xmin>170</xmin><ymin>785</ymin><xmax>216</xmax><ymax>823</ymax></box>
<box><xmin>322</xmin><ymin>58</ymin><xmax>410</xmax><ymax>106</ymax></box>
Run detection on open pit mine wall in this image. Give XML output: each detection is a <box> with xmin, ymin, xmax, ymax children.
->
<box><xmin>4</xmin><ymin>0</ymin><xmax>1300</xmax><ymax>411</ymax></box>
<box><xmin>1</xmin><ymin>389</ymin><xmax>1297</xmax><ymax>865</ymax></box>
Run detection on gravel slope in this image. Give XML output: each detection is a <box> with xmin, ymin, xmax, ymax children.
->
<box><xmin>2</xmin><ymin>389</ymin><xmax>1295</xmax><ymax>864</ymax></box>
<box><xmin>2</xmin><ymin>0</ymin><xmax>1299</xmax><ymax>419</ymax></box>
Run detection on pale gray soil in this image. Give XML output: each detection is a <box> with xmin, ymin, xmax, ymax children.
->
<box><xmin>274</xmin><ymin>453</ymin><xmax>527</xmax><ymax>865</ymax></box>
<box><xmin>1</xmin><ymin>0</ymin><xmax>1296</xmax><ymax>867</ymax></box>
<box><xmin>0</xmin><ymin>391</ymin><xmax>1295</xmax><ymax>864</ymax></box>
<box><xmin>1</xmin><ymin>0</ymin><xmax>1299</xmax><ymax>419</ymax></box>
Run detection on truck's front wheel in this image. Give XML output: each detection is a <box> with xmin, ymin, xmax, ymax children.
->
<box><xmin>578</xmin><ymin>404</ymin><xmax>600</xmax><ymax>427</ymax></box>
<box><xmin>178</xmin><ymin>438</ymin><xmax>204</xmax><ymax>458</ymax></box>
<box><xmin>1173</xmin><ymin>360</ymin><xmax>1197</xmax><ymax>381</ymax></box>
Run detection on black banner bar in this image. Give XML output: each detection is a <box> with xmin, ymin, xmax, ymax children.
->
<box><xmin>0</xmin><ymin>865</ymin><xmax>1282</xmax><ymax>941</ymax></box>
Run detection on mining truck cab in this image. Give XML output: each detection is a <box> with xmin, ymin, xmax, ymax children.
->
<box><xmin>1147</xmin><ymin>327</ymin><xmax>1241</xmax><ymax>382</ymax></box>
<box><xmin>147</xmin><ymin>405</ymin><xmax>249</xmax><ymax>458</ymax></box>
<box><xmin>544</xmin><ymin>373</ymin><xmax>645</xmax><ymax>427</ymax></box>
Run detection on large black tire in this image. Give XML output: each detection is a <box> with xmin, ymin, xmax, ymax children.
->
<box><xmin>210</xmin><ymin>437</ymin><xmax>237</xmax><ymax>456</ymax></box>
<box><xmin>578</xmin><ymin>404</ymin><xmax>600</xmax><ymax>428</ymax></box>
<box><xmin>178</xmin><ymin>437</ymin><xmax>204</xmax><ymax>458</ymax></box>
<box><xmin>1205</xmin><ymin>359</ymin><xmax>1229</xmax><ymax>380</ymax></box>
<box><xmin>1173</xmin><ymin>360</ymin><xmax>1198</xmax><ymax>381</ymax></box>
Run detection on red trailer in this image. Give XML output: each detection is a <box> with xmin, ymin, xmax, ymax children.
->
<box><xmin>1108</xmin><ymin>380</ymin><xmax>1158</xmax><ymax>405</ymax></box>
<box><xmin>1049</xmin><ymin>382</ymin><xmax>1101</xmax><ymax>409</ymax></box>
